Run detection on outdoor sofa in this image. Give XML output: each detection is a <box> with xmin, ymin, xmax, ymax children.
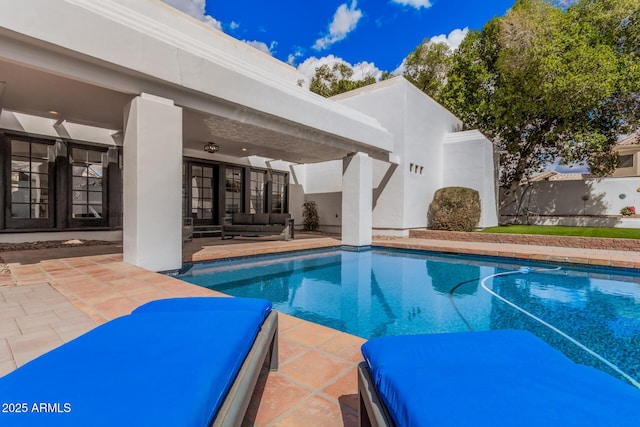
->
<box><xmin>221</xmin><ymin>212</ymin><xmax>294</xmax><ymax>240</ymax></box>
<box><xmin>0</xmin><ymin>297</ymin><xmax>278</xmax><ymax>427</ymax></box>
<box><xmin>358</xmin><ymin>329</ymin><xmax>640</xmax><ymax>427</ymax></box>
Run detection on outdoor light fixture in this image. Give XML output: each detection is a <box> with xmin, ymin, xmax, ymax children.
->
<box><xmin>204</xmin><ymin>142</ymin><xmax>220</xmax><ymax>154</ymax></box>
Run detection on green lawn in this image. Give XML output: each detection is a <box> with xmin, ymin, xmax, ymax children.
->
<box><xmin>481</xmin><ymin>225</ymin><xmax>640</xmax><ymax>239</ymax></box>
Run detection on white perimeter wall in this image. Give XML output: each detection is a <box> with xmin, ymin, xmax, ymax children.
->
<box><xmin>504</xmin><ymin>177</ymin><xmax>640</xmax><ymax>225</ymax></box>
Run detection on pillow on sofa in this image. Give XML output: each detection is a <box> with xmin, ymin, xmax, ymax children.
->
<box><xmin>253</xmin><ymin>213</ymin><xmax>270</xmax><ymax>225</ymax></box>
<box><xmin>233</xmin><ymin>213</ymin><xmax>254</xmax><ymax>224</ymax></box>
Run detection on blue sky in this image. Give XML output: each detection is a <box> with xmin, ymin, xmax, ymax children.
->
<box><xmin>162</xmin><ymin>0</ymin><xmax>515</xmax><ymax>80</ymax></box>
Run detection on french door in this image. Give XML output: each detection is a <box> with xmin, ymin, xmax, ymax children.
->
<box><xmin>184</xmin><ymin>163</ymin><xmax>218</xmax><ymax>226</ymax></box>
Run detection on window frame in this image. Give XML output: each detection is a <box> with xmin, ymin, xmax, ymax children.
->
<box><xmin>618</xmin><ymin>154</ymin><xmax>634</xmax><ymax>169</ymax></box>
<box><xmin>68</xmin><ymin>143</ymin><xmax>109</xmax><ymax>228</ymax></box>
<box><xmin>224</xmin><ymin>165</ymin><xmax>244</xmax><ymax>223</ymax></box>
<box><xmin>270</xmin><ymin>171</ymin><xmax>288</xmax><ymax>214</ymax></box>
<box><xmin>188</xmin><ymin>162</ymin><xmax>217</xmax><ymax>225</ymax></box>
<box><xmin>3</xmin><ymin>135</ymin><xmax>56</xmax><ymax>229</ymax></box>
<box><xmin>249</xmin><ymin>169</ymin><xmax>267</xmax><ymax>214</ymax></box>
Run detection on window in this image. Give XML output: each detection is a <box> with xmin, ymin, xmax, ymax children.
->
<box><xmin>618</xmin><ymin>154</ymin><xmax>634</xmax><ymax>169</ymax></box>
<box><xmin>10</xmin><ymin>139</ymin><xmax>51</xmax><ymax>221</ymax></box>
<box><xmin>250</xmin><ymin>170</ymin><xmax>266</xmax><ymax>213</ymax></box>
<box><xmin>271</xmin><ymin>172</ymin><xmax>287</xmax><ymax>213</ymax></box>
<box><xmin>2</xmin><ymin>136</ymin><xmax>121</xmax><ymax>231</ymax></box>
<box><xmin>71</xmin><ymin>147</ymin><xmax>105</xmax><ymax>222</ymax></box>
<box><xmin>191</xmin><ymin>165</ymin><xmax>214</xmax><ymax>221</ymax></box>
<box><xmin>225</xmin><ymin>166</ymin><xmax>243</xmax><ymax>221</ymax></box>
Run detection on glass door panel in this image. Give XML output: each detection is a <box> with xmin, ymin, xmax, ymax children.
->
<box><xmin>9</xmin><ymin>139</ymin><xmax>53</xmax><ymax>226</ymax></box>
<box><xmin>71</xmin><ymin>147</ymin><xmax>105</xmax><ymax>223</ymax></box>
<box><xmin>190</xmin><ymin>164</ymin><xmax>216</xmax><ymax>225</ymax></box>
<box><xmin>250</xmin><ymin>170</ymin><xmax>266</xmax><ymax>214</ymax></box>
<box><xmin>224</xmin><ymin>166</ymin><xmax>243</xmax><ymax>223</ymax></box>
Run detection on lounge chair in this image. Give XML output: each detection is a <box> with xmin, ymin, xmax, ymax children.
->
<box><xmin>358</xmin><ymin>329</ymin><xmax>640</xmax><ymax>427</ymax></box>
<box><xmin>0</xmin><ymin>297</ymin><xmax>277</xmax><ymax>427</ymax></box>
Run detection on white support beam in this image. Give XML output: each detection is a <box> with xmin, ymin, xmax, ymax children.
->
<box><xmin>342</xmin><ymin>152</ymin><xmax>373</xmax><ymax>247</ymax></box>
<box><xmin>123</xmin><ymin>93</ymin><xmax>182</xmax><ymax>271</ymax></box>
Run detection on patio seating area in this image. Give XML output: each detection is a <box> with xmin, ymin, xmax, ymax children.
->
<box><xmin>1</xmin><ymin>234</ymin><xmax>639</xmax><ymax>426</ymax></box>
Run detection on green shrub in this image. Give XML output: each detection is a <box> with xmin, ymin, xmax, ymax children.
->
<box><xmin>302</xmin><ymin>200</ymin><xmax>320</xmax><ymax>231</ymax></box>
<box><xmin>428</xmin><ymin>187</ymin><xmax>481</xmax><ymax>232</ymax></box>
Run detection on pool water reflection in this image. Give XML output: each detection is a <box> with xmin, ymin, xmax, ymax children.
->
<box><xmin>175</xmin><ymin>248</ymin><xmax>640</xmax><ymax>385</ymax></box>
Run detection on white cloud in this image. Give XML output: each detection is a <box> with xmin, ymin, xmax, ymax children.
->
<box><xmin>392</xmin><ymin>27</ymin><xmax>469</xmax><ymax>76</ymax></box>
<box><xmin>313</xmin><ymin>1</ymin><xmax>363</xmax><ymax>51</ymax></box>
<box><xmin>161</xmin><ymin>0</ymin><xmax>222</xmax><ymax>30</ymax></box>
<box><xmin>390</xmin><ymin>0</ymin><xmax>432</xmax><ymax>9</ymax></box>
<box><xmin>429</xmin><ymin>27</ymin><xmax>469</xmax><ymax>50</ymax></box>
<box><xmin>287</xmin><ymin>47</ymin><xmax>305</xmax><ymax>65</ymax></box>
<box><xmin>162</xmin><ymin>1</ymin><xmax>276</xmax><ymax>57</ymax></box>
<box><xmin>351</xmin><ymin>61</ymin><xmax>383</xmax><ymax>81</ymax></box>
<box><xmin>297</xmin><ymin>55</ymin><xmax>383</xmax><ymax>88</ymax></box>
<box><xmin>392</xmin><ymin>59</ymin><xmax>407</xmax><ymax>76</ymax></box>
<box><xmin>243</xmin><ymin>40</ymin><xmax>277</xmax><ymax>55</ymax></box>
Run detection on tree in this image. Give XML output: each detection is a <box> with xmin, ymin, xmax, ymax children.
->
<box><xmin>402</xmin><ymin>40</ymin><xmax>452</xmax><ymax>101</ymax></box>
<box><xmin>302</xmin><ymin>201</ymin><xmax>320</xmax><ymax>231</ymax></box>
<box><xmin>309</xmin><ymin>63</ymin><xmax>376</xmax><ymax>97</ymax></box>
<box><xmin>380</xmin><ymin>71</ymin><xmax>396</xmax><ymax>81</ymax></box>
<box><xmin>440</xmin><ymin>0</ymin><xmax>640</xmax><ymax>211</ymax></box>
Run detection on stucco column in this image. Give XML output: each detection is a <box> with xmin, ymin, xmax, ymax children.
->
<box><xmin>342</xmin><ymin>152</ymin><xmax>373</xmax><ymax>247</ymax></box>
<box><xmin>123</xmin><ymin>93</ymin><xmax>182</xmax><ymax>271</ymax></box>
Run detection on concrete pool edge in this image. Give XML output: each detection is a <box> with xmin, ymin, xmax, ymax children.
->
<box><xmin>173</xmin><ymin>235</ymin><xmax>640</xmax><ymax>275</ymax></box>
<box><xmin>375</xmin><ymin>237</ymin><xmax>640</xmax><ymax>271</ymax></box>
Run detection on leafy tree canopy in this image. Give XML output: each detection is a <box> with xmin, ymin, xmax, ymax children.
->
<box><xmin>307</xmin><ymin>0</ymin><xmax>640</xmax><ymax>198</ymax></box>
<box><xmin>402</xmin><ymin>40</ymin><xmax>452</xmax><ymax>100</ymax></box>
<box><xmin>439</xmin><ymin>0</ymin><xmax>640</xmax><ymax>189</ymax></box>
<box><xmin>309</xmin><ymin>63</ymin><xmax>376</xmax><ymax>97</ymax></box>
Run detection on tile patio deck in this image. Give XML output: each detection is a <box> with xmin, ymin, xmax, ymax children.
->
<box><xmin>1</xmin><ymin>234</ymin><xmax>639</xmax><ymax>426</ymax></box>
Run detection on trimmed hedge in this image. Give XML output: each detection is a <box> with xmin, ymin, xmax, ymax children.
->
<box><xmin>428</xmin><ymin>187</ymin><xmax>481</xmax><ymax>232</ymax></box>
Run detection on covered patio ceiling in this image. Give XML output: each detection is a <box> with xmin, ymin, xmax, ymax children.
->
<box><xmin>0</xmin><ymin>59</ymin><xmax>386</xmax><ymax>164</ymax></box>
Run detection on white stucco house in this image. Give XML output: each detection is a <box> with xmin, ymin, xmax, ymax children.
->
<box><xmin>0</xmin><ymin>0</ymin><xmax>497</xmax><ymax>272</ymax></box>
<box><xmin>612</xmin><ymin>133</ymin><xmax>640</xmax><ymax>178</ymax></box>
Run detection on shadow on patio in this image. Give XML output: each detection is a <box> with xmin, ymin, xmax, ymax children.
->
<box><xmin>0</xmin><ymin>233</ymin><xmax>340</xmax><ymax>267</ymax></box>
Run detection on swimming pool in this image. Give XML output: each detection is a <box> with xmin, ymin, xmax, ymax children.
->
<box><xmin>175</xmin><ymin>247</ymin><xmax>640</xmax><ymax>386</ymax></box>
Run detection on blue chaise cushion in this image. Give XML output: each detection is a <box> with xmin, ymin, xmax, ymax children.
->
<box><xmin>132</xmin><ymin>296</ymin><xmax>272</xmax><ymax>321</ymax></box>
<box><xmin>361</xmin><ymin>329</ymin><xmax>640</xmax><ymax>427</ymax></box>
<box><xmin>0</xmin><ymin>298</ymin><xmax>272</xmax><ymax>427</ymax></box>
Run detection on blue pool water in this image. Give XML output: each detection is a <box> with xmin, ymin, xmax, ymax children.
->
<box><xmin>175</xmin><ymin>248</ymin><xmax>640</xmax><ymax>386</ymax></box>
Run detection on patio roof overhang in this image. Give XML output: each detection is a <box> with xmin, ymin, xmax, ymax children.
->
<box><xmin>0</xmin><ymin>0</ymin><xmax>394</xmax><ymax>164</ymax></box>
